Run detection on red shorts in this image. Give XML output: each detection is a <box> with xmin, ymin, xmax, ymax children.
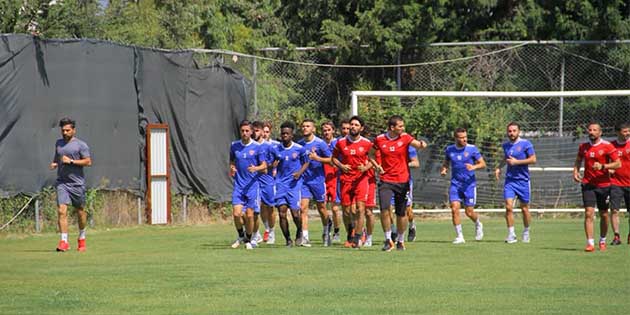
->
<box><xmin>366</xmin><ymin>176</ymin><xmax>376</xmax><ymax>207</ymax></box>
<box><xmin>340</xmin><ymin>176</ymin><xmax>369</xmax><ymax>207</ymax></box>
<box><xmin>325</xmin><ymin>177</ymin><xmax>337</xmax><ymax>203</ymax></box>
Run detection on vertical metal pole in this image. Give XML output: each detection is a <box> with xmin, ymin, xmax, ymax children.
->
<box><xmin>252</xmin><ymin>58</ymin><xmax>258</xmax><ymax>118</ymax></box>
<box><xmin>35</xmin><ymin>199</ymin><xmax>40</xmax><ymax>233</ymax></box>
<box><xmin>137</xmin><ymin>197</ymin><xmax>142</xmax><ymax>225</ymax></box>
<box><xmin>351</xmin><ymin>93</ymin><xmax>358</xmax><ymax>116</ymax></box>
<box><xmin>559</xmin><ymin>55</ymin><xmax>565</xmax><ymax>137</ymax></box>
<box><xmin>397</xmin><ymin>51</ymin><xmax>402</xmax><ymax>90</ymax></box>
<box><xmin>182</xmin><ymin>195</ymin><xmax>188</xmax><ymax>224</ymax></box>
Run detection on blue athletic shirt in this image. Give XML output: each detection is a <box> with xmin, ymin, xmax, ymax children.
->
<box><xmin>258</xmin><ymin>139</ymin><xmax>280</xmax><ymax>186</ymax></box>
<box><xmin>444</xmin><ymin>144</ymin><xmax>482</xmax><ymax>185</ymax></box>
<box><xmin>230</xmin><ymin>140</ymin><xmax>265</xmax><ymax>191</ymax></box>
<box><xmin>408</xmin><ymin>146</ymin><xmax>417</xmax><ymax>181</ymax></box>
<box><xmin>274</xmin><ymin>142</ymin><xmax>308</xmax><ymax>188</ymax></box>
<box><xmin>502</xmin><ymin>138</ymin><xmax>535</xmax><ymax>181</ymax></box>
<box><xmin>298</xmin><ymin>136</ymin><xmax>331</xmax><ymax>184</ymax></box>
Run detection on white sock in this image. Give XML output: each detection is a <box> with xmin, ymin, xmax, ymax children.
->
<box><xmin>599</xmin><ymin>237</ymin><xmax>606</xmax><ymax>243</ymax></box>
<box><xmin>367</xmin><ymin>234</ymin><xmax>372</xmax><ymax>241</ymax></box>
<box><xmin>263</xmin><ymin>221</ymin><xmax>270</xmax><ymax>231</ymax></box>
<box><xmin>454</xmin><ymin>224</ymin><xmax>462</xmax><ymax>237</ymax></box>
<box><xmin>61</xmin><ymin>233</ymin><xmax>68</xmax><ymax>242</ymax></box>
<box><xmin>385</xmin><ymin>230</ymin><xmax>392</xmax><ymax>240</ymax></box>
<box><xmin>523</xmin><ymin>227</ymin><xmax>530</xmax><ymax>234</ymax></box>
<box><xmin>397</xmin><ymin>233</ymin><xmax>405</xmax><ymax>242</ymax></box>
<box><xmin>508</xmin><ymin>226</ymin><xmax>515</xmax><ymax>236</ymax></box>
<box><xmin>78</xmin><ymin>229</ymin><xmax>86</xmax><ymax>240</ymax></box>
<box><xmin>587</xmin><ymin>238</ymin><xmax>595</xmax><ymax>246</ymax></box>
<box><xmin>410</xmin><ymin>221</ymin><xmax>416</xmax><ymax>229</ymax></box>
<box><xmin>303</xmin><ymin>230</ymin><xmax>309</xmax><ymax>239</ymax></box>
<box><xmin>475</xmin><ymin>218</ymin><xmax>481</xmax><ymax>227</ymax></box>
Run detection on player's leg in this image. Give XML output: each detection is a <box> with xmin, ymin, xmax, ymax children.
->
<box><xmin>504</xmin><ymin>180</ymin><xmax>517</xmax><ymax>242</ymax></box>
<box><xmin>312</xmin><ymin>181</ymin><xmax>330</xmax><ymax>246</ymax></box>
<box><xmin>582</xmin><ymin>184</ymin><xmax>597</xmax><ymax>251</ymax></box>
<box><xmin>449</xmin><ymin>184</ymin><xmax>464</xmax><ymax>244</ymax></box>
<box><xmin>406</xmin><ymin>181</ymin><xmax>416</xmax><ymax>242</ymax></box>
<box><xmin>55</xmin><ymin>185</ymin><xmax>72</xmax><ymax>251</ymax></box>
<box><xmin>609</xmin><ymin>185</ymin><xmax>622</xmax><ymax>245</ymax></box>
<box><xmin>352</xmin><ymin>201</ymin><xmax>366</xmax><ymax>248</ymax></box>
<box><xmin>378</xmin><ymin>182</ymin><xmax>395</xmax><ymax>251</ymax></box>
<box><xmin>277</xmin><ymin>204</ymin><xmax>292</xmax><ymax>247</ymax></box>
<box><xmin>393</xmin><ymin>183</ymin><xmax>409</xmax><ymax>250</ymax></box>
<box><xmin>231</xmin><ymin>204</ymin><xmax>245</xmax><ymax>248</ymax></box>
<box><xmin>299</xmin><ymin>197</ymin><xmax>311</xmax><ymax>245</ymax></box>
<box><xmin>75</xmin><ymin>198</ymin><xmax>88</xmax><ymax>252</ymax></box>
<box><xmin>520</xmin><ymin>203</ymin><xmax>531</xmax><ymax>243</ymax></box>
<box><xmin>340</xmin><ymin>181</ymin><xmax>355</xmax><ymax>247</ymax></box>
<box><xmin>595</xmin><ymin>187</ymin><xmax>610</xmax><ymax>251</ymax></box>
<box><xmin>364</xmin><ymin>206</ymin><xmax>374</xmax><ymax>247</ymax></box>
<box><xmin>624</xmin><ymin>187</ymin><xmax>630</xmax><ymax>244</ymax></box>
<box><xmin>244</xmin><ymin>207</ymin><xmax>256</xmax><ymax>249</ymax></box>
<box><xmin>287</xmin><ymin>188</ymin><xmax>304</xmax><ymax>246</ymax></box>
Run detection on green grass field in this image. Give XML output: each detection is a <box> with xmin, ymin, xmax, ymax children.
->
<box><xmin>1</xmin><ymin>218</ymin><xmax>630</xmax><ymax>315</ymax></box>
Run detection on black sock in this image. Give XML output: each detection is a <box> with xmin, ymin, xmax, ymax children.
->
<box><xmin>237</xmin><ymin>228</ymin><xmax>245</xmax><ymax>238</ymax></box>
<box><xmin>334</xmin><ymin>227</ymin><xmax>340</xmax><ymax>234</ymax></box>
<box><xmin>245</xmin><ymin>233</ymin><xmax>252</xmax><ymax>242</ymax></box>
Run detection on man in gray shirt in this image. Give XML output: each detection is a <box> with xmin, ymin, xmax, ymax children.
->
<box><xmin>50</xmin><ymin>117</ymin><xmax>92</xmax><ymax>252</ymax></box>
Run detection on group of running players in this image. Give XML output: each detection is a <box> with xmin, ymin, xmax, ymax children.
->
<box><xmin>229</xmin><ymin>116</ymin><xmax>630</xmax><ymax>252</ymax></box>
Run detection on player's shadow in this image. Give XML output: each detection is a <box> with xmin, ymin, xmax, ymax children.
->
<box><xmin>16</xmin><ymin>249</ymin><xmax>59</xmax><ymax>253</ymax></box>
<box><xmin>541</xmin><ymin>247</ymin><xmax>580</xmax><ymax>252</ymax></box>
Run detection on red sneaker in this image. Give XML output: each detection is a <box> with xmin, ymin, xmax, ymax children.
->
<box><xmin>343</xmin><ymin>241</ymin><xmax>353</xmax><ymax>248</ymax></box>
<box><xmin>599</xmin><ymin>241</ymin><xmax>606</xmax><ymax>252</ymax></box>
<box><xmin>263</xmin><ymin>230</ymin><xmax>270</xmax><ymax>242</ymax></box>
<box><xmin>584</xmin><ymin>244</ymin><xmax>595</xmax><ymax>252</ymax></box>
<box><xmin>77</xmin><ymin>239</ymin><xmax>86</xmax><ymax>252</ymax></box>
<box><xmin>56</xmin><ymin>240</ymin><xmax>69</xmax><ymax>252</ymax></box>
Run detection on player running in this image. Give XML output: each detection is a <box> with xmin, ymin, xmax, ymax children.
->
<box><xmin>608</xmin><ymin>123</ymin><xmax>630</xmax><ymax>245</ymax></box>
<box><xmin>260</xmin><ymin>121</ymin><xmax>279</xmax><ymax>243</ymax></box>
<box><xmin>321</xmin><ymin>121</ymin><xmax>342</xmax><ymax>245</ymax></box>
<box><xmin>252</xmin><ymin>121</ymin><xmax>278</xmax><ymax>244</ymax></box>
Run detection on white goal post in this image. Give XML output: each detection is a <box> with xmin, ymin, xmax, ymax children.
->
<box><xmin>351</xmin><ymin>89</ymin><xmax>630</xmax><ymax>213</ymax></box>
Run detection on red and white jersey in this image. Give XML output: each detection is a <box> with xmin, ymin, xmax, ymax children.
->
<box><xmin>374</xmin><ymin>132</ymin><xmax>414</xmax><ymax>183</ymax></box>
<box><xmin>611</xmin><ymin>139</ymin><xmax>630</xmax><ymax>187</ymax></box>
<box><xmin>578</xmin><ymin>139</ymin><xmax>618</xmax><ymax>188</ymax></box>
<box><xmin>333</xmin><ymin>136</ymin><xmax>373</xmax><ymax>183</ymax></box>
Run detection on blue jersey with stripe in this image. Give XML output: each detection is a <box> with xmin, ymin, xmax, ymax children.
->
<box><xmin>298</xmin><ymin>136</ymin><xmax>331</xmax><ymax>184</ymax></box>
<box><xmin>274</xmin><ymin>142</ymin><xmax>308</xmax><ymax>188</ymax></box>
<box><xmin>230</xmin><ymin>140</ymin><xmax>264</xmax><ymax>191</ymax></box>
<box><xmin>445</xmin><ymin>144</ymin><xmax>482</xmax><ymax>185</ymax></box>
<box><xmin>502</xmin><ymin>138</ymin><xmax>535</xmax><ymax>181</ymax></box>
<box><xmin>258</xmin><ymin>139</ymin><xmax>279</xmax><ymax>186</ymax></box>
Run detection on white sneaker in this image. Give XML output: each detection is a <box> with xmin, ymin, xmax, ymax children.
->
<box><xmin>364</xmin><ymin>236</ymin><xmax>373</xmax><ymax>247</ymax></box>
<box><xmin>505</xmin><ymin>234</ymin><xmax>518</xmax><ymax>244</ymax></box>
<box><xmin>452</xmin><ymin>236</ymin><xmax>466</xmax><ymax>244</ymax></box>
<box><xmin>254</xmin><ymin>232</ymin><xmax>263</xmax><ymax>243</ymax></box>
<box><xmin>300</xmin><ymin>237</ymin><xmax>312</xmax><ymax>247</ymax></box>
<box><xmin>522</xmin><ymin>232</ymin><xmax>530</xmax><ymax>243</ymax></box>
<box><xmin>267</xmin><ymin>230</ymin><xmax>275</xmax><ymax>244</ymax></box>
<box><xmin>332</xmin><ymin>233</ymin><xmax>341</xmax><ymax>243</ymax></box>
<box><xmin>475</xmin><ymin>222</ymin><xmax>484</xmax><ymax>241</ymax></box>
<box><xmin>245</xmin><ymin>242</ymin><xmax>254</xmax><ymax>250</ymax></box>
<box><xmin>231</xmin><ymin>237</ymin><xmax>243</xmax><ymax>249</ymax></box>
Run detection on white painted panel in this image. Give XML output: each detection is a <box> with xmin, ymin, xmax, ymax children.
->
<box><xmin>151</xmin><ymin>178</ymin><xmax>168</xmax><ymax>224</ymax></box>
<box><xmin>150</xmin><ymin>129</ymin><xmax>167</xmax><ymax>176</ymax></box>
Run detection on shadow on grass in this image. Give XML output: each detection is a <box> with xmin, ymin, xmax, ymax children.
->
<box><xmin>541</xmin><ymin>247</ymin><xmax>580</xmax><ymax>252</ymax></box>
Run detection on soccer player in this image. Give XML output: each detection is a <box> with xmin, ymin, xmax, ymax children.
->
<box><xmin>273</xmin><ymin>121</ymin><xmax>309</xmax><ymax>247</ymax></box>
<box><xmin>608</xmin><ymin>123</ymin><xmax>630</xmax><ymax>245</ymax></box>
<box><xmin>390</xmin><ymin>146</ymin><xmax>420</xmax><ymax>243</ymax></box>
<box><xmin>371</xmin><ymin>115</ymin><xmax>427</xmax><ymax>251</ymax></box>
<box><xmin>495</xmin><ymin>122</ymin><xmax>537</xmax><ymax>243</ymax></box>
<box><xmin>298</xmin><ymin>119</ymin><xmax>332</xmax><ymax>247</ymax></box>
<box><xmin>337</xmin><ymin>119</ymin><xmax>352</xmax><ymax>243</ymax></box>
<box><xmin>260</xmin><ymin>121</ymin><xmax>279</xmax><ymax>243</ymax></box>
<box><xmin>573</xmin><ymin>122</ymin><xmax>620</xmax><ymax>252</ymax></box>
<box><xmin>253</xmin><ymin>121</ymin><xmax>278</xmax><ymax>244</ymax></box>
<box><xmin>440</xmin><ymin>127</ymin><xmax>485</xmax><ymax>245</ymax></box>
<box><xmin>229</xmin><ymin>120</ymin><xmax>267</xmax><ymax>250</ymax></box>
<box><xmin>50</xmin><ymin>117</ymin><xmax>92</xmax><ymax>252</ymax></box>
<box><xmin>321</xmin><ymin>121</ymin><xmax>342</xmax><ymax>244</ymax></box>
<box><xmin>332</xmin><ymin>116</ymin><xmax>373</xmax><ymax>248</ymax></box>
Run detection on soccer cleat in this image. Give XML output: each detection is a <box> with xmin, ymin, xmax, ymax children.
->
<box><xmin>351</xmin><ymin>238</ymin><xmax>363</xmax><ymax>249</ymax></box>
<box><xmin>245</xmin><ymin>242</ymin><xmax>254</xmax><ymax>250</ymax></box>
<box><xmin>324</xmin><ymin>232</ymin><xmax>332</xmax><ymax>247</ymax></box>
<box><xmin>599</xmin><ymin>241</ymin><xmax>606</xmax><ymax>252</ymax></box>
<box><xmin>77</xmin><ymin>239</ymin><xmax>86</xmax><ymax>252</ymax></box>
<box><xmin>343</xmin><ymin>241</ymin><xmax>353</xmax><ymax>248</ymax></box>
<box><xmin>475</xmin><ymin>222</ymin><xmax>484</xmax><ymax>241</ymax></box>
<box><xmin>408</xmin><ymin>225</ymin><xmax>417</xmax><ymax>242</ymax></box>
<box><xmin>584</xmin><ymin>244</ymin><xmax>595</xmax><ymax>252</ymax></box>
<box><xmin>286</xmin><ymin>239</ymin><xmax>294</xmax><ymax>248</ymax></box>
<box><xmin>364</xmin><ymin>236</ymin><xmax>373</xmax><ymax>247</ymax></box>
<box><xmin>300</xmin><ymin>237</ymin><xmax>312</xmax><ymax>247</ymax></box>
<box><xmin>396</xmin><ymin>241</ymin><xmax>406</xmax><ymax>251</ymax></box>
<box><xmin>505</xmin><ymin>234</ymin><xmax>518</xmax><ymax>244</ymax></box>
<box><xmin>381</xmin><ymin>239</ymin><xmax>395</xmax><ymax>252</ymax></box>
<box><xmin>56</xmin><ymin>240</ymin><xmax>69</xmax><ymax>252</ymax></box>
<box><xmin>332</xmin><ymin>232</ymin><xmax>341</xmax><ymax>243</ymax></box>
<box><xmin>254</xmin><ymin>232</ymin><xmax>263</xmax><ymax>244</ymax></box>
<box><xmin>611</xmin><ymin>234</ymin><xmax>621</xmax><ymax>245</ymax></box>
<box><xmin>231</xmin><ymin>237</ymin><xmax>243</xmax><ymax>249</ymax></box>
<box><xmin>267</xmin><ymin>231</ymin><xmax>276</xmax><ymax>244</ymax></box>
<box><xmin>361</xmin><ymin>233</ymin><xmax>367</xmax><ymax>245</ymax></box>
<box><xmin>522</xmin><ymin>232</ymin><xmax>530</xmax><ymax>243</ymax></box>
<box><xmin>263</xmin><ymin>230</ymin><xmax>270</xmax><ymax>242</ymax></box>
<box><xmin>295</xmin><ymin>237</ymin><xmax>303</xmax><ymax>247</ymax></box>
<box><xmin>452</xmin><ymin>236</ymin><xmax>466</xmax><ymax>244</ymax></box>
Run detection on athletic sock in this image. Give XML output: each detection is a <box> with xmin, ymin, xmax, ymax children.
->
<box><xmin>587</xmin><ymin>238</ymin><xmax>595</xmax><ymax>246</ymax></box>
<box><xmin>508</xmin><ymin>226</ymin><xmax>515</xmax><ymax>236</ymax></box>
<box><xmin>384</xmin><ymin>230</ymin><xmax>392</xmax><ymax>240</ymax></box>
<box><xmin>237</xmin><ymin>227</ymin><xmax>245</xmax><ymax>239</ymax></box>
<box><xmin>454</xmin><ymin>224</ymin><xmax>462</xmax><ymax>236</ymax></box>
<box><xmin>78</xmin><ymin>229</ymin><xmax>86</xmax><ymax>240</ymax></box>
<box><xmin>614</xmin><ymin>232</ymin><xmax>620</xmax><ymax>238</ymax></box>
<box><xmin>475</xmin><ymin>218</ymin><xmax>481</xmax><ymax>227</ymax></box>
<box><xmin>397</xmin><ymin>233</ymin><xmax>405</xmax><ymax>243</ymax></box>
<box><xmin>303</xmin><ymin>230</ymin><xmax>309</xmax><ymax>240</ymax></box>
<box><xmin>334</xmin><ymin>227</ymin><xmax>340</xmax><ymax>234</ymax></box>
<box><xmin>599</xmin><ymin>236</ymin><xmax>606</xmax><ymax>243</ymax></box>
<box><xmin>523</xmin><ymin>226</ymin><xmax>530</xmax><ymax>234</ymax></box>
<box><xmin>263</xmin><ymin>221</ymin><xmax>270</xmax><ymax>231</ymax></box>
<box><xmin>61</xmin><ymin>233</ymin><xmax>68</xmax><ymax>242</ymax></box>
<box><xmin>245</xmin><ymin>233</ymin><xmax>252</xmax><ymax>242</ymax></box>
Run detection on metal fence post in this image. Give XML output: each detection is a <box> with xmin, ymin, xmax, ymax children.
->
<box><xmin>35</xmin><ymin>199</ymin><xmax>40</xmax><ymax>233</ymax></box>
<box><xmin>252</xmin><ymin>58</ymin><xmax>258</xmax><ymax>118</ymax></box>
<box><xmin>137</xmin><ymin>197</ymin><xmax>142</xmax><ymax>225</ymax></box>
<box><xmin>397</xmin><ymin>51</ymin><xmax>402</xmax><ymax>90</ymax></box>
<box><xmin>182</xmin><ymin>195</ymin><xmax>187</xmax><ymax>224</ymax></box>
<box><xmin>559</xmin><ymin>55</ymin><xmax>565</xmax><ymax>137</ymax></box>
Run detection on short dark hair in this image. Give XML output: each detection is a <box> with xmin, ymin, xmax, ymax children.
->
<box><xmin>302</xmin><ymin>118</ymin><xmax>315</xmax><ymax>125</ymax></box>
<box><xmin>59</xmin><ymin>117</ymin><xmax>75</xmax><ymax>128</ymax></box>
<box><xmin>321</xmin><ymin>121</ymin><xmax>335</xmax><ymax>129</ymax></box>
<box><xmin>239</xmin><ymin>119</ymin><xmax>252</xmax><ymax>128</ymax></box>
<box><xmin>507</xmin><ymin>122</ymin><xmax>520</xmax><ymax>130</ymax></box>
<box><xmin>349</xmin><ymin>115</ymin><xmax>365</xmax><ymax>127</ymax></box>
<box><xmin>387</xmin><ymin>115</ymin><xmax>404</xmax><ymax>129</ymax></box>
<box><xmin>280</xmin><ymin>121</ymin><xmax>295</xmax><ymax>131</ymax></box>
<box><xmin>454</xmin><ymin>127</ymin><xmax>467</xmax><ymax>135</ymax></box>
<box><xmin>263</xmin><ymin>121</ymin><xmax>273</xmax><ymax>130</ymax></box>
<box><xmin>339</xmin><ymin>119</ymin><xmax>350</xmax><ymax>126</ymax></box>
<box><xmin>616</xmin><ymin>123</ymin><xmax>630</xmax><ymax>131</ymax></box>
<box><xmin>252</xmin><ymin>121</ymin><xmax>264</xmax><ymax>129</ymax></box>
<box><xmin>587</xmin><ymin>121</ymin><xmax>601</xmax><ymax>129</ymax></box>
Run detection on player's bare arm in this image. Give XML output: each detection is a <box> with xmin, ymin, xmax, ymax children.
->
<box><xmin>440</xmin><ymin>160</ymin><xmax>449</xmax><ymax>176</ymax></box>
<box><xmin>573</xmin><ymin>155</ymin><xmax>583</xmax><ymax>182</ymax></box>
<box><xmin>247</xmin><ymin>160</ymin><xmax>268</xmax><ymax>173</ymax></box>
<box><xmin>61</xmin><ymin>155</ymin><xmax>92</xmax><ymax>167</ymax></box>
<box><xmin>293</xmin><ymin>161</ymin><xmax>310</xmax><ymax>179</ymax></box>
<box><xmin>593</xmin><ymin>158</ymin><xmax>621</xmax><ymax>171</ymax></box>
<box><xmin>465</xmin><ymin>156</ymin><xmax>486</xmax><ymax>171</ymax></box>
<box><xmin>308</xmin><ymin>150</ymin><xmax>331</xmax><ymax>164</ymax></box>
<box><xmin>408</xmin><ymin>157</ymin><xmax>419</xmax><ymax>168</ymax></box>
<box><xmin>410</xmin><ymin>138</ymin><xmax>428</xmax><ymax>150</ymax></box>
<box><xmin>494</xmin><ymin>159</ymin><xmax>506</xmax><ymax>180</ymax></box>
<box><xmin>506</xmin><ymin>154</ymin><xmax>537</xmax><ymax>166</ymax></box>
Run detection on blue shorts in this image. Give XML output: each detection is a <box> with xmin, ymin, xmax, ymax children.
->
<box><xmin>449</xmin><ymin>183</ymin><xmax>476</xmax><ymax>207</ymax></box>
<box><xmin>335</xmin><ymin>177</ymin><xmax>341</xmax><ymax>204</ymax></box>
<box><xmin>57</xmin><ymin>184</ymin><xmax>86</xmax><ymax>208</ymax></box>
<box><xmin>301</xmin><ymin>181</ymin><xmax>326</xmax><ymax>203</ymax></box>
<box><xmin>232</xmin><ymin>184</ymin><xmax>260</xmax><ymax>213</ymax></box>
<box><xmin>275</xmin><ymin>185</ymin><xmax>302</xmax><ymax>211</ymax></box>
<box><xmin>391</xmin><ymin>180</ymin><xmax>413</xmax><ymax>207</ymax></box>
<box><xmin>260</xmin><ymin>183</ymin><xmax>275</xmax><ymax>207</ymax></box>
<box><xmin>504</xmin><ymin>179</ymin><xmax>531</xmax><ymax>204</ymax></box>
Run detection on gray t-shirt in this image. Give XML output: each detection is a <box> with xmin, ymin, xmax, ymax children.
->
<box><xmin>53</xmin><ymin>138</ymin><xmax>91</xmax><ymax>186</ymax></box>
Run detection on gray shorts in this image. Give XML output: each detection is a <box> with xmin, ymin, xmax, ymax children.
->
<box><xmin>57</xmin><ymin>184</ymin><xmax>86</xmax><ymax>208</ymax></box>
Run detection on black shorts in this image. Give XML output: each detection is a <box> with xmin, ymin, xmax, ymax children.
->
<box><xmin>581</xmin><ymin>184</ymin><xmax>610</xmax><ymax>210</ymax></box>
<box><xmin>609</xmin><ymin>185</ymin><xmax>630</xmax><ymax>210</ymax></box>
<box><xmin>378</xmin><ymin>181</ymin><xmax>410</xmax><ymax>217</ymax></box>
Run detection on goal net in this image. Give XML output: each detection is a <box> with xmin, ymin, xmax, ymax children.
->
<box><xmin>352</xmin><ymin>90</ymin><xmax>630</xmax><ymax>212</ymax></box>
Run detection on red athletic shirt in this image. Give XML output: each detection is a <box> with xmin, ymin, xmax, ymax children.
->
<box><xmin>611</xmin><ymin>140</ymin><xmax>630</xmax><ymax>187</ymax></box>
<box><xmin>578</xmin><ymin>140</ymin><xmax>618</xmax><ymax>188</ymax></box>
<box><xmin>374</xmin><ymin>132</ymin><xmax>414</xmax><ymax>183</ymax></box>
<box><xmin>333</xmin><ymin>136</ymin><xmax>373</xmax><ymax>183</ymax></box>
